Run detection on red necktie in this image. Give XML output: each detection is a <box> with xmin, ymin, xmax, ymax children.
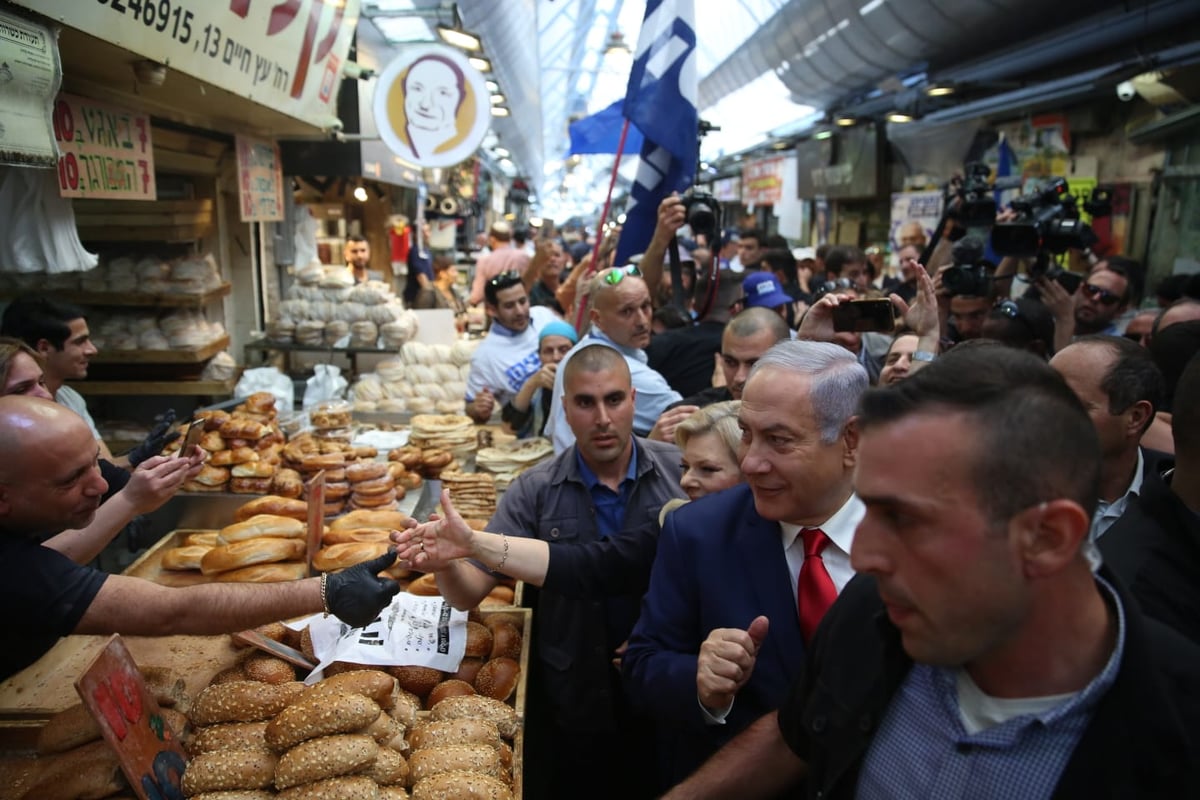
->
<box><xmin>798</xmin><ymin>528</ymin><xmax>838</xmax><ymax>643</ymax></box>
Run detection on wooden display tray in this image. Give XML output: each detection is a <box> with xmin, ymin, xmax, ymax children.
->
<box><xmin>87</xmin><ymin>334</ymin><xmax>230</xmax><ymax>365</ymax></box>
<box><xmin>67</xmin><ymin>378</ymin><xmax>237</xmax><ymax>397</ymax></box>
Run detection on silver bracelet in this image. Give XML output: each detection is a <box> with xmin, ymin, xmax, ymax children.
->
<box><xmin>320</xmin><ymin>572</ymin><xmax>330</xmax><ymax>617</ymax></box>
<box><xmin>494</xmin><ymin>533</ymin><xmax>509</xmax><ymax>572</ymax></box>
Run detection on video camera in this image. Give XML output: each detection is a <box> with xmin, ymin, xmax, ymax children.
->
<box><xmin>942</xmin><ymin>236</ymin><xmax>993</xmax><ymax>297</ymax></box>
<box><xmin>945</xmin><ymin>162</ymin><xmax>1010</xmax><ymax>229</ymax></box>
<box><xmin>991</xmin><ymin>178</ymin><xmax>1112</xmax><ymax>257</ymax></box>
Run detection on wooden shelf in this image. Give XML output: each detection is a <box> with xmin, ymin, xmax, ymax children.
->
<box><xmin>0</xmin><ymin>283</ymin><xmax>232</xmax><ymax>308</ymax></box>
<box><xmin>88</xmin><ymin>334</ymin><xmax>230</xmax><ymax>365</ymax></box>
<box><xmin>67</xmin><ymin>378</ymin><xmax>236</xmax><ymax>397</ymax></box>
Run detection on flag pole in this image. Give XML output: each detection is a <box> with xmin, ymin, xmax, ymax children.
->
<box><xmin>574</xmin><ymin>118</ymin><xmax>632</xmax><ymax>334</ymax></box>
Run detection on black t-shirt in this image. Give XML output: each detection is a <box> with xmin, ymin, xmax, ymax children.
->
<box><xmin>0</xmin><ymin>533</ymin><xmax>108</xmax><ymax>680</ymax></box>
<box><xmin>646</xmin><ymin>320</ymin><xmax>726</xmax><ymax>398</ymax></box>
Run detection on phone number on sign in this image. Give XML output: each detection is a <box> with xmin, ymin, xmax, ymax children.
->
<box><xmin>95</xmin><ymin>0</ymin><xmax>195</xmax><ymax>45</ymax></box>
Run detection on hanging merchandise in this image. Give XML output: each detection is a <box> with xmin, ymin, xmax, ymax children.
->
<box><xmin>0</xmin><ymin>166</ymin><xmax>97</xmax><ymax>273</ymax></box>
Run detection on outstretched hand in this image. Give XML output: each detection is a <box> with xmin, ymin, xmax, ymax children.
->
<box><xmin>390</xmin><ymin>489</ymin><xmax>477</xmax><ymax>570</ymax></box>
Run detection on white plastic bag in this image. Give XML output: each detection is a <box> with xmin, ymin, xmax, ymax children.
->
<box><xmin>234</xmin><ymin>366</ymin><xmax>294</xmax><ymax>411</ymax></box>
<box><xmin>302</xmin><ymin>363</ymin><xmax>348</xmax><ymax>409</ymax></box>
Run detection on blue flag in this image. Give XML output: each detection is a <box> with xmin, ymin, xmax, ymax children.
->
<box><xmin>613</xmin><ymin>0</ymin><xmax>698</xmax><ymax>266</ymax></box>
<box><xmin>568</xmin><ymin>99</ymin><xmax>644</xmax><ymax>155</ymax></box>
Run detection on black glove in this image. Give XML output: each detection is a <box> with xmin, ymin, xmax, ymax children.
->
<box><xmin>325</xmin><ymin>550</ymin><xmax>401</xmax><ymax>627</ymax></box>
<box><xmin>126</xmin><ymin>409</ymin><xmax>181</xmax><ymax>468</ymax></box>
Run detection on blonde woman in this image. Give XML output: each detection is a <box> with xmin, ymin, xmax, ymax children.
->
<box><xmin>657</xmin><ymin>401</ymin><xmax>744</xmax><ymax>525</ymax></box>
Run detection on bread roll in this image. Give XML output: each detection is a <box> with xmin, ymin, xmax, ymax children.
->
<box><xmin>406</xmin><ymin>573</ymin><xmax>440</xmax><ymax>596</ymax></box>
<box><xmin>407</xmin><ymin>718</ymin><xmax>501</xmax><ymax>752</ymax></box>
<box><xmin>209</xmin><ymin>449</ymin><xmax>235</xmax><ymax>466</ymax></box>
<box><xmin>273</xmin><ymin>468</ymin><xmax>304</xmax><ymax>499</ymax></box>
<box><xmin>214</xmin><ymin>562</ymin><xmax>309</xmax><ymax>583</ymax></box>
<box><xmin>219</xmin><ymin>515</ymin><xmax>306</xmax><ymax>543</ymax></box>
<box><xmin>201</xmin><ymin>539</ymin><xmax>306</xmax><ymax>575</ymax></box>
<box><xmin>191</xmin><ymin>464</ymin><xmax>231</xmax><ymax>486</ymax></box>
<box><xmin>429</xmin><ymin>696</ymin><xmax>518</xmax><ymax>738</ymax></box>
<box><xmin>488</xmin><ymin>622</ymin><xmax>522</xmax><ymax>661</ymax></box>
<box><xmin>219</xmin><ymin>418</ymin><xmax>269</xmax><ymax>441</ymax></box>
<box><xmin>229</xmin><ymin>446</ymin><xmax>261</xmax><ymax>465</ymax></box>
<box><xmin>299</xmin><ymin>670</ymin><xmax>398</xmax><ymax>711</ymax></box>
<box><xmin>464</xmin><ymin>622</ymin><xmax>493</xmax><ymax>659</ymax></box>
<box><xmin>277</xmin><ymin>775</ymin><xmax>380</xmax><ymax>800</ymax></box>
<box><xmin>234</xmin><ymin>495</ymin><xmax>309</xmax><ymax>522</ymax></box>
<box><xmin>190</xmin><ymin>681</ymin><xmax>306</xmax><ymax>725</ymax></box>
<box><xmin>427</xmin><ymin>679</ymin><xmax>476</xmax><ymax>709</ymax></box>
<box><xmin>367</xmin><ymin>745</ymin><xmax>409</xmax><ymax>785</ymax></box>
<box><xmin>323</xmin><ymin>480</ymin><xmax>352</xmax><ymax>500</ymax></box>
<box><xmin>313</xmin><ymin>542</ymin><xmax>393</xmax><ymax>572</ymax></box>
<box><xmin>359</xmin><ymin>710</ymin><xmax>404</xmax><ymax>746</ymax></box>
<box><xmin>266</xmin><ymin>691</ymin><xmax>380</xmax><ymax>753</ymax></box>
<box><xmin>19</xmin><ymin>739</ymin><xmax>125</xmax><ymax>800</ymax></box>
<box><xmin>232</xmin><ymin>461</ymin><xmax>275</xmax><ymax>478</ymax></box>
<box><xmin>274</xmin><ymin>733</ymin><xmax>378</xmax><ymax>790</ymax></box>
<box><xmin>474</xmin><ymin>658</ymin><xmax>519</xmax><ymax>703</ymax></box>
<box><xmin>411</xmin><ymin>770</ymin><xmax>512</xmax><ymax>800</ymax></box>
<box><xmin>189</xmin><ymin>721</ymin><xmax>270</xmax><ymax>755</ymax></box>
<box><xmin>181</xmin><ymin>748</ymin><xmax>277</xmax><ymax>794</ymax></box>
<box><xmin>162</xmin><ymin>545</ymin><xmax>212</xmax><ymax>571</ymax></box>
<box><xmin>408</xmin><ymin>743</ymin><xmax>502</xmax><ymax>784</ymax></box>
<box><xmin>346</xmin><ymin>461</ymin><xmax>388</xmax><ymax>482</ymax></box>
<box><xmin>387</xmin><ymin>666</ymin><xmax>443</xmax><ymax>700</ymax></box>
<box><xmin>243</xmin><ymin>654</ymin><xmax>296</xmax><ymax>685</ymax></box>
<box><xmin>329</xmin><ymin>509</ymin><xmax>411</xmax><ymax>532</ymax></box>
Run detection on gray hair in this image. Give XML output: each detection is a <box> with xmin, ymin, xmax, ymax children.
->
<box><xmin>748</xmin><ymin>340</ymin><xmax>868</xmax><ymax>443</ymax></box>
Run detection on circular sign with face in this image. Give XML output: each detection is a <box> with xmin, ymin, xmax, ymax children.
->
<box><xmin>373</xmin><ymin>44</ymin><xmax>491</xmax><ymax>169</ymax></box>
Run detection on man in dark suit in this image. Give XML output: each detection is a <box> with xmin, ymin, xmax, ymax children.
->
<box><xmin>1050</xmin><ymin>335</ymin><xmax>1165</xmax><ymax>540</ymax></box>
<box><xmin>1101</xmin><ymin>352</ymin><xmax>1200</xmax><ymax>643</ymax></box>
<box><xmin>623</xmin><ymin>340</ymin><xmax>868</xmax><ymax>789</ymax></box>
<box><xmin>664</xmin><ymin>344</ymin><xmax>1200</xmax><ymax>800</ymax></box>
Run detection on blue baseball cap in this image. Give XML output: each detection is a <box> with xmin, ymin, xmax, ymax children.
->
<box><xmin>742</xmin><ymin>272</ymin><xmax>793</xmax><ymax>309</ymax></box>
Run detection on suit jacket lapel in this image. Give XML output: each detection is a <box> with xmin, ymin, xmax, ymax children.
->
<box><xmin>736</xmin><ymin>501</ymin><xmax>806</xmax><ymax>671</ymax></box>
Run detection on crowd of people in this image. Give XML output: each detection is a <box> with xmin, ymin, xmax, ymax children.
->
<box><xmin>2</xmin><ymin>192</ymin><xmax>1199</xmax><ymax>797</ymax></box>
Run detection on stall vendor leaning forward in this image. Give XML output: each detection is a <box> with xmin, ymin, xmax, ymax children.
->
<box><xmin>0</xmin><ymin>395</ymin><xmax>401</xmax><ymax>681</ymax></box>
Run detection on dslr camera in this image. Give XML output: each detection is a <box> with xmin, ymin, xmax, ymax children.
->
<box><xmin>941</xmin><ymin>236</ymin><xmax>993</xmax><ymax>297</ymax></box>
<box><xmin>680</xmin><ymin>188</ymin><xmax>722</xmax><ymax>246</ymax></box>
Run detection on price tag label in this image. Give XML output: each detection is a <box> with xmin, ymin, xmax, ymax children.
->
<box><xmin>306</xmin><ymin>470</ymin><xmax>326</xmax><ymax>574</ymax></box>
<box><xmin>75</xmin><ymin>635</ymin><xmax>188</xmax><ymax>800</ymax></box>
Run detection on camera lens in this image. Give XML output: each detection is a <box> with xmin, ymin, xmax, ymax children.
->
<box><xmin>687</xmin><ymin>202</ymin><xmax>714</xmax><ymax>232</ymax></box>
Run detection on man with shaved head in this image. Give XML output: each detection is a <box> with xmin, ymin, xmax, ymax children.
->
<box><xmin>394</xmin><ymin>343</ymin><xmax>684</xmax><ymax>799</ymax></box>
<box><xmin>545</xmin><ymin>265</ymin><xmax>682</xmax><ymax>453</ymax></box>
<box><xmin>0</xmin><ymin>396</ymin><xmax>403</xmax><ymax>680</ymax></box>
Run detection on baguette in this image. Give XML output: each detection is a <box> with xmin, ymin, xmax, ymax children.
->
<box><xmin>214</xmin><ymin>561</ymin><xmax>309</xmax><ymax>583</ymax></box>
<box><xmin>234</xmin><ymin>495</ymin><xmax>309</xmax><ymax>523</ymax></box>
<box><xmin>322</xmin><ymin>527</ymin><xmax>394</xmax><ymax>546</ymax></box>
<box><xmin>219</xmin><ymin>515</ymin><xmax>306</xmax><ymax>543</ymax></box>
<box><xmin>328</xmin><ymin>509</ymin><xmax>411</xmax><ymax>532</ymax></box>
<box><xmin>184</xmin><ymin>531</ymin><xmax>222</xmax><ymax>547</ymax></box>
<box><xmin>201</xmin><ymin>539</ymin><xmax>306</xmax><ymax>576</ymax></box>
<box><xmin>162</xmin><ymin>545</ymin><xmax>212</xmax><ymax>571</ymax></box>
<box><xmin>313</xmin><ymin>542</ymin><xmax>392</xmax><ymax>573</ymax></box>
<box><xmin>19</xmin><ymin>739</ymin><xmax>125</xmax><ymax>800</ymax></box>
<box><xmin>36</xmin><ymin>702</ymin><xmax>101</xmax><ymax>754</ymax></box>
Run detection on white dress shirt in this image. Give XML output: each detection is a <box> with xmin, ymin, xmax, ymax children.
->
<box><xmin>780</xmin><ymin>491</ymin><xmax>864</xmax><ymax>608</ymax></box>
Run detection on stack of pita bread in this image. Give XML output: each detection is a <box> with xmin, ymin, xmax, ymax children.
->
<box><xmin>410</xmin><ymin>414</ymin><xmax>478</xmax><ymax>459</ymax></box>
<box><xmin>441</xmin><ymin>471</ymin><xmax>498</xmax><ymax>521</ymax></box>
<box><xmin>476</xmin><ymin>437</ymin><xmax>554</xmax><ymax>490</ymax></box>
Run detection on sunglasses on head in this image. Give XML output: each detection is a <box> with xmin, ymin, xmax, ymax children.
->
<box><xmin>489</xmin><ymin>271</ymin><xmax>523</xmax><ymax>288</ymax></box>
<box><xmin>602</xmin><ymin>265</ymin><xmax>642</xmax><ymax>286</ymax></box>
<box><xmin>1082</xmin><ymin>283</ymin><xmax>1122</xmax><ymax>306</ymax></box>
